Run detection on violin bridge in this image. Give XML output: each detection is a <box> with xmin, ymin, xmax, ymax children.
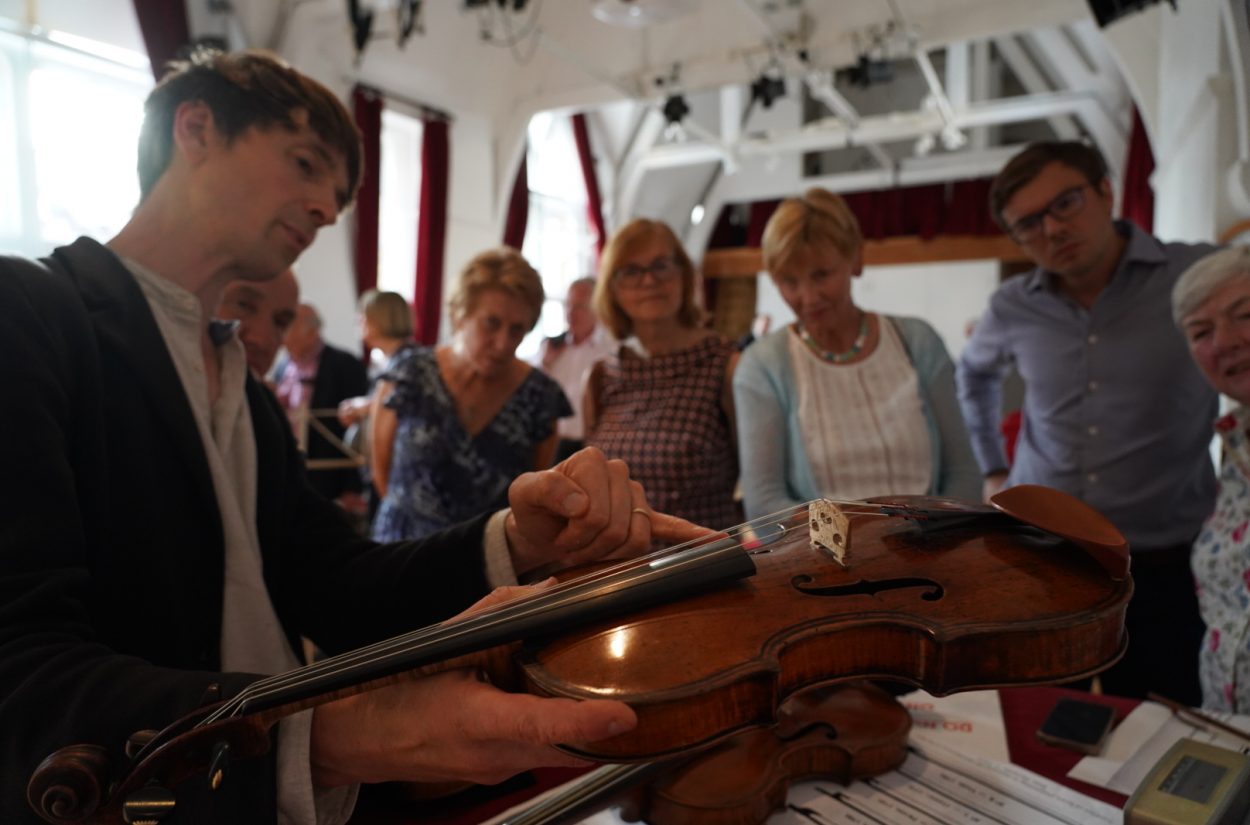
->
<box><xmin>809</xmin><ymin>500</ymin><xmax>850</xmax><ymax>567</ymax></box>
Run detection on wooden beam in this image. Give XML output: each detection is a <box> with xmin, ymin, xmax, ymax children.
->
<box><xmin>701</xmin><ymin>234</ymin><xmax>1032</xmax><ymax>278</ymax></box>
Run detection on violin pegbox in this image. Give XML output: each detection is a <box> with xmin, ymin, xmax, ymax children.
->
<box><xmin>809</xmin><ymin>500</ymin><xmax>851</xmax><ymax>568</ymax></box>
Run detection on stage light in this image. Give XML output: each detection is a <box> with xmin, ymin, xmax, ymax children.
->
<box><xmin>662</xmin><ymin>94</ymin><xmax>690</xmax><ymax>125</ymax></box>
<box><xmin>1085</xmin><ymin>0</ymin><xmax>1175</xmax><ymax>27</ymax></box>
<box><xmin>750</xmin><ymin>73</ymin><xmax>787</xmax><ymax>108</ymax></box>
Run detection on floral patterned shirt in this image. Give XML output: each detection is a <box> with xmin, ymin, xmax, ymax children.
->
<box><xmin>371</xmin><ymin>347</ymin><xmax>571</xmax><ymax>542</ymax></box>
<box><xmin>1194</xmin><ymin>405</ymin><xmax>1250</xmax><ymax>711</ymax></box>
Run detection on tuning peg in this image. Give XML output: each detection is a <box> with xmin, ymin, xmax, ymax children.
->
<box><xmin>208</xmin><ymin>742</ymin><xmax>230</xmax><ymax>792</ymax></box>
<box><xmin>122</xmin><ymin>783</ymin><xmax>175</xmax><ymax>823</ymax></box>
<box><xmin>124</xmin><ymin>730</ymin><xmax>158</xmax><ymax>761</ymax></box>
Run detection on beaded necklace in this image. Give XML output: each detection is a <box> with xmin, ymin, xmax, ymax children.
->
<box><xmin>798</xmin><ymin>312</ymin><xmax>870</xmax><ymax>364</ymax></box>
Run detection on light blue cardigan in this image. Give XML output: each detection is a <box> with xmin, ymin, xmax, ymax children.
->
<box><xmin>733</xmin><ymin>316</ymin><xmax>981</xmax><ymax>519</ymax></box>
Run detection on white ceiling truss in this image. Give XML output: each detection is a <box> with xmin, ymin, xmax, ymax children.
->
<box><xmin>597</xmin><ymin>18</ymin><xmax>1134</xmax><ymax>250</ymax></box>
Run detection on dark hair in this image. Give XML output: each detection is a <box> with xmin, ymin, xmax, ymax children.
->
<box><xmin>989</xmin><ymin>141</ymin><xmax>1109</xmax><ymax>228</ymax></box>
<box><xmin>137</xmin><ymin>49</ymin><xmax>362</xmax><ymax>207</ymax></box>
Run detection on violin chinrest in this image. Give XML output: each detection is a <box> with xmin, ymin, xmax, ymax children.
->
<box><xmin>989</xmin><ymin>484</ymin><xmax>1129</xmax><ymax>580</ymax></box>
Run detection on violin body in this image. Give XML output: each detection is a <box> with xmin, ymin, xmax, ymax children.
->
<box><xmin>617</xmin><ymin>682</ymin><xmax>911</xmax><ymax>825</ymax></box>
<box><xmin>516</xmin><ymin>498</ymin><xmax>1131</xmax><ymax>761</ymax></box>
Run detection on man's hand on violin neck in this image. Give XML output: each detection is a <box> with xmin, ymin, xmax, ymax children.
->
<box><xmin>308</xmin><ymin>669</ymin><xmax>637</xmax><ymax>788</ymax></box>
<box><xmin>505</xmin><ymin>446</ymin><xmax>715</xmax><ymax>576</ymax></box>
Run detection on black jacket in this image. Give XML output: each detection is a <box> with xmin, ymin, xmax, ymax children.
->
<box><xmin>274</xmin><ymin>342</ymin><xmax>369</xmax><ymax>501</ymax></box>
<box><xmin>0</xmin><ymin>238</ymin><xmax>492</xmax><ymax>823</ymax></box>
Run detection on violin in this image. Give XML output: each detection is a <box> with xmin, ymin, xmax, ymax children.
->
<box><xmin>487</xmin><ymin>681</ymin><xmax>911</xmax><ymax>825</ymax></box>
<box><xmin>27</xmin><ymin>486</ymin><xmax>1130</xmax><ymax>825</ymax></box>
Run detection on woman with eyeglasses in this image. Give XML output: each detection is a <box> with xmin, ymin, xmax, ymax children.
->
<box><xmin>733</xmin><ymin>187</ymin><xmax>980</xmax><ymax>520</ymax></box>
<box><xmin>584</xmin><ymin>218</ymin><xmax>741</xmax><ymax>530</ymax></box>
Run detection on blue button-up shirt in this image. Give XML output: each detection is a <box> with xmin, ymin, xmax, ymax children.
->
<box><xmin>956</xmin><ymin>222</ymin><xmax>1219</xmax><ymax>551</ymax></box>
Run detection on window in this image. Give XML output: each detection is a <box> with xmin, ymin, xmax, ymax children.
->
<box><xmin>377</xmin><ymin>106</ymin><xmax>423</xmax><ymax>303</ymax></box>
<box><xmin>0</xmin><ymin>26</ymin><xmax>150</xmax><ymax>258</ymax></box>
<box><xmin>518</xmin><ymin>112</ymin><xmax>597</xmax><ymax>361</ymax></box>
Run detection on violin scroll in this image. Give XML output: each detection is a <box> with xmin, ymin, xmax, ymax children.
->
<box><xmin>27</xmin><ymin>743</ymin><xmax>112</xmax><ymax>824</ymax></box>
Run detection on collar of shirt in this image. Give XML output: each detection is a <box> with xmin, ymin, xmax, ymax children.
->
<box><xmin>1021</xmin><ymin>221</ymin><xmax>1168</xmax><ymax>295</ymax></box>
<box><xmin>1217</xmin><ymin>405</ymin><xmax>1250</xmax><ymax>479</ymax></box>
<box><xmin>123</xmin><ymin>255</ymin><xmax>204</xmax><ymax>327</ymax></box>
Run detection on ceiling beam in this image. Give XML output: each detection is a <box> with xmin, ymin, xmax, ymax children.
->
<box><xmin>634</xmin><ymin>90</ymin><xmax>1103</xmax><ymax>172</ymax></box>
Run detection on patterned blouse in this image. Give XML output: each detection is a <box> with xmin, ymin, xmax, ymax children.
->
<box><xmin>372</xmin><ymin>347</ymin><xmax>571</xmax><ymax>542</ymax></box>
<box><xmin>1194</xmin><ymin>405</ymin><xmax>1250</xmax><ymax>711</ymax></box>
<box><xmin>588</xmin><ymin>335</ymin><xmax>740</xmax><ymax>530</ymax></box>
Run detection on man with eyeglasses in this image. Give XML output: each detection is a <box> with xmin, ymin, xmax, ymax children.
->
<box><xmin>956</xmin><ymin>140</ymin><xmax>1218</xmax><ymax>705</ymax></box>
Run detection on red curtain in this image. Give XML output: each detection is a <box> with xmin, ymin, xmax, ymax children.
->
<box><xmin>739</xmin><ymin>177</ymin><xmax>1003</xmax><ymax>247</ymax></box>
<box><xmin>415</xmin><ymin>118</ymin><xmax>450</xmax><ymax>346</ymax></box>
<box><xmin>1121</xmin><ymin>108</ymin><xmax>1155</xmax><ymax>234</ymax></box>
<box><xmin>572</xmin><ymin>113</ymin><xmax>607</xmax><ymax>262</ymax></box>
<box><xmin>502</xmin><ymin>153</ymin><xmax>529</xmax><ymax>249</ymax></box>
<box><xmin>351</xmin><ymin>87</ymin><xmax>383</xmax><ymax>300</ymax></box>
<box><xmin>132</xmin><ymin>0</ymin><xmax>190</xmax><ymax>80</ymax></box>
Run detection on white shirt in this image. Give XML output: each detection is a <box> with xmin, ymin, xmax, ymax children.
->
<box><xmin>541</xmin><ymin>326</ymin><xmax>615</xmax><ymax>440</ymax></box>
<box><xmin>128</xmin><ymin>260</ymin><xmax>354</xmax><ymax>825</ymax></box>
<box><xmin>788</xmin><ymin>319</ymin><xmax>933</xmax><ymax>501</ymax></box>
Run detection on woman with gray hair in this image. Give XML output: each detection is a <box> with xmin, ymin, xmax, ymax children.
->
<box><xmin>1174</xmin><ymin>245</ymin><xmax>1250</xmax><ymax>711</ymax></box>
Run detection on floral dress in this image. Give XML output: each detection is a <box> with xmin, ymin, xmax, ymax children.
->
<box><xmin>371</xmin><ymin>347</ymin><xmax>571</xmax><ymax>542</ymax></box>
<box><xmin>1193</xmin><ymin>405</ymin><xmax>1250</xmax><ymax>711</ymax></box>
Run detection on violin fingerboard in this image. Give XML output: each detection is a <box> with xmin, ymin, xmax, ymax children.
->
<box><xmin>809</xmin><ymin>500</ymin><xmax>851</xmax><ymax>567</ymax></box>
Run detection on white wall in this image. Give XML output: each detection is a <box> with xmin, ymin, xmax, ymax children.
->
<box><xmin>753</xmin><ymin>259</ymin><xmax>1001</xmax><ymax>360</ymax></box>
<box><xmin>1104</xmin><ymin>0</ymin><xmax>1244</xmax><ymax>244</ymax></box>
<box><xmin>0</xmin><ymin>0</ymin><xmax>145</xmax><ymax>55</ymax></box>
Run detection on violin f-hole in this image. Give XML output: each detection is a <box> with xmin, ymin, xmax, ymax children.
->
<box><xmin>790</xmin><ymin>575</ymin><xmax>945</xmax><ymax>601</ymax></box>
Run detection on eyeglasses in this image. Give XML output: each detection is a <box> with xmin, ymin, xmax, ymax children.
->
<box><xmin>1006</xmin><ymin>184</ymin><xmax>1092</xmax><ymax>242</ymax></box>
<box><xmin>613</xmin><ymin>256</ymin><xmax>679</xmax><ymax>288</ymax></box>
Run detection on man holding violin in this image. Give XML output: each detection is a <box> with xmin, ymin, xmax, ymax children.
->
<box><xmin>0</xmin><ymin>49</ymin><xmax>705</xmax><ymax>824</ymax></box>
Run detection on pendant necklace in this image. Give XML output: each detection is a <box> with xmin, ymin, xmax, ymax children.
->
<box><xmin>799</xmin><ymin>312</ymin><xmax>870</xmax><ymax>364</ymax></box>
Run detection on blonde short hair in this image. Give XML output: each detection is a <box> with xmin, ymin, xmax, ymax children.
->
<box><xmin>358</xmin><ymin>290</ymin><xmax>413</xmax><ymax>339</ymax></box>
<box><xmin>447</xmin><ymin>247</ymin><xmax>545</xmax><ymax>329</ymax></box>
<box><xmin>593</xmin><ymin>219</ymin><xmax>703</xmax><ymax>339</ymax></box>
<box><xmin>761</xmin><ymin>187</ymin><xmax>863</xmax><ymax>275</ymax></box>
<box><xmin>1173</xmin><ymin>246</ymin><xmax>1250</xmax><ymax>325</ymax></box>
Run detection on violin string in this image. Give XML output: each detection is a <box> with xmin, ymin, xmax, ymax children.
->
<box><xmin>210</xmin><ymin>527</ymin><xmax>755</xmax><ymax>720</ymax></box>
<box><xmin>199</xmin><ymin>507</ymin><xmax>813</xmax><ymax>725</ymax></box>
<box><xmin>201</xmin><ymin>501</ymin><xmax>906</xmax><ymax>726</ymax></box>
<box><xmin>204</xmin><ymin>501</ymin><xmax>904</xmax><ymax>724</ymax></box>
<box><xmin>213</xmin><ymin>535</ymin><xmax>745</xmax><ymax>719</ymax></box>
<box><xmin>205</xmin><ymin>500</ymin><xmax>921</xmax><ymax>724</ymax></box>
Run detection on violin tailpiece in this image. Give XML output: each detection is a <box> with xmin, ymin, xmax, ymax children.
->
<box><xmin>809</xmin><ymin>500</ymin><xmax>851</xmax><ymax>567</ymax></box>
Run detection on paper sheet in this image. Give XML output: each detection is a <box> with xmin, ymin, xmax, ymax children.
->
<box><xmin>771</xmin><ymin>741</ymin><xmax>1120</xmax><ymax>825</ymax></box>
<box><xmin>1068</xmin><ymin>701</ymin><xmax>1250</xmax><ymax>796</ymax></box>
<box><xmin>899</xmin><ymin>689</ymin><xmax>1011</xmax><ymax>762</ymax></box>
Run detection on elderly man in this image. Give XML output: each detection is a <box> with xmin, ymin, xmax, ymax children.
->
<box><xmin>0</xmin><ymin>49</ymin><xmax>704</xmax><ymax>825</ymax></box>
<box><xmin>274</xmin><ymin>302</ymin><xmax>370</xmax><ymax>504</ymax></box>
<box><xmin>218</xmin><ymin>267</ymin><xmax>299</xmax><ymax>377</ymax></box>
<box><xmin>956</xmin><ymin>140</ymin><xmax>1218</xmax><ymax>705</ymax></box>
<box><xmin>537</xmin><ymin>277</ymin><xmax>615</xmax><ymax>463</ymax></box>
